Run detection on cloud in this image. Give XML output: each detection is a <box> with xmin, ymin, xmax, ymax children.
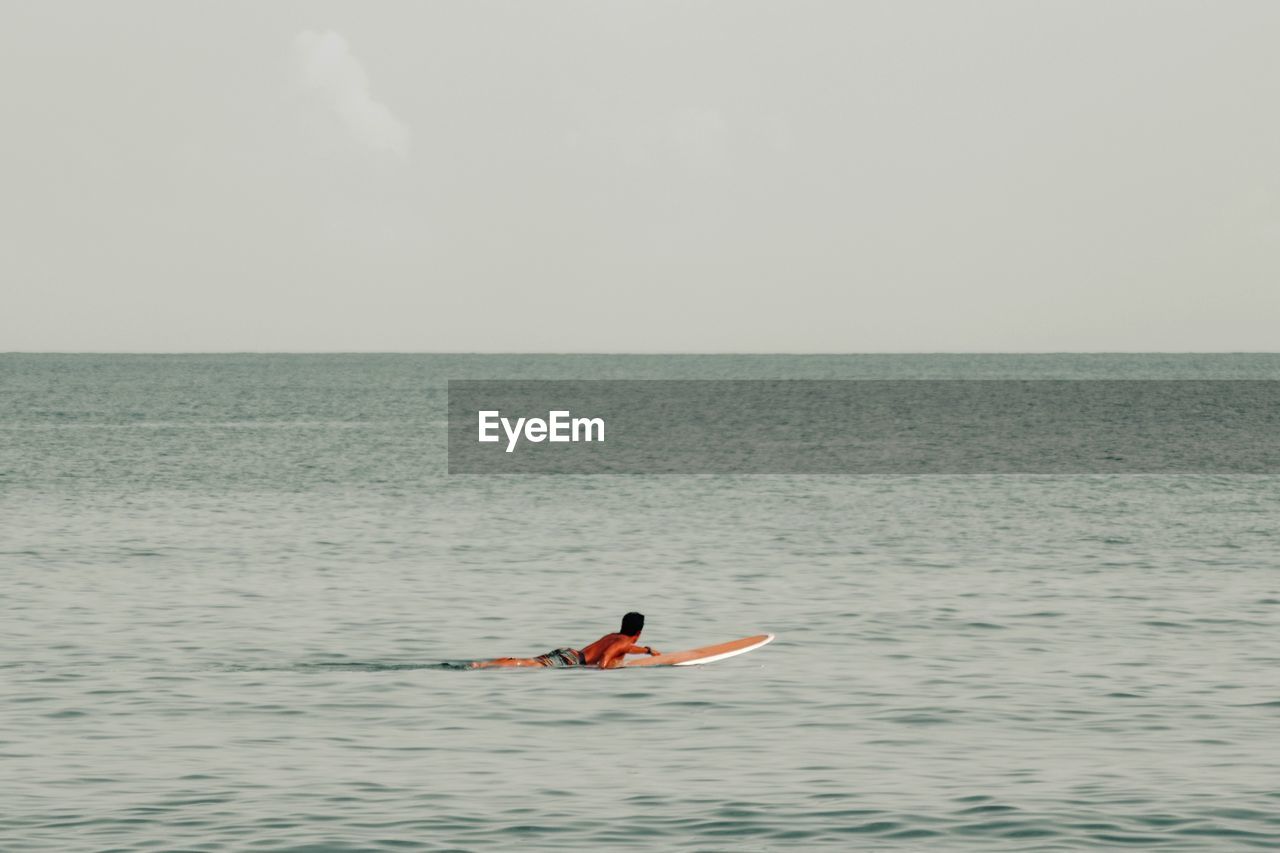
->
<box><xmin>292</xmin><ymin>30</ymin><xmax>409</xmax><ymax>158</ymax></box>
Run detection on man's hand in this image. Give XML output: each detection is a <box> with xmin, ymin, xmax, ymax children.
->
<box><xmin>647</xmin><ymin>646</ymin><xmax>659</xmax><ymax>656</ymax></box>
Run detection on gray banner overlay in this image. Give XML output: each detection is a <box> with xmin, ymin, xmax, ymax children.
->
<box><xmin>448</xmin><ymin>380</ymin><xmax>1280</xmax><ymax>474</ymax></box>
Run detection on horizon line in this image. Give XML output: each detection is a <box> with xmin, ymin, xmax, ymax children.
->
<box><xmin>5</xmin><ymin>350</ymin><xmax>1280</xmax><ymax>357</ymax></box>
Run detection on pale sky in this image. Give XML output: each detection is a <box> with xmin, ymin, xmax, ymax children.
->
<box><xmin>2</xmin><ymin>1</ymin><xmax>1278</xmax><ymax>352</ymax></box>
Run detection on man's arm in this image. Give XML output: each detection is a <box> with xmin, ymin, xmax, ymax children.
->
<box><xmin>597</xmin><ymin>640</ymin><xmax>659</xmax><ymax>668</ymax></box>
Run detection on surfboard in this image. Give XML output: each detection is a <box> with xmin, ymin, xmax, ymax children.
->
<box><xmin>622</xmin><ymin>634</ymin><xmax>774</xmax><ymax>667</ymax></box>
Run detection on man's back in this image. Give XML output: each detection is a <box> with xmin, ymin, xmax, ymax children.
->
<box><xmin>580</xmin><ymin>632</ymin><xmax>635</xmax><ymax>668</ymax></box>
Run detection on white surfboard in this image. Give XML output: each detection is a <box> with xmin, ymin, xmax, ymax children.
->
<box><xmin>622</xmin><ymin>633</ymin><xmax>774</xmax><ymax>667</ymax></box>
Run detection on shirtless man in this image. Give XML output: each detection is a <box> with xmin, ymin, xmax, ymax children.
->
<box><xmin>469</xmin><ymin>612</ymin><xmax>658</xmax><ymax>669</ymax></box>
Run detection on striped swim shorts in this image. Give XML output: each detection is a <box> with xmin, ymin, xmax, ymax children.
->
<box><xmin>534</xmin><ymin>648</ymin><xmax>587</xmax><ymax>667</ymax></box>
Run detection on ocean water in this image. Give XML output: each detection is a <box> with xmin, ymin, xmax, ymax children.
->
<box><xmin>3</xmin><ymin>354</ymin><xmax>1279</xmax><ymax>851</ymax></box>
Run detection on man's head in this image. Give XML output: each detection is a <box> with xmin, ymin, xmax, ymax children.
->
<box><xmin>620</xmin><ymin>612</ymin><xmax>645</xmax><ymax>637</ymax></box>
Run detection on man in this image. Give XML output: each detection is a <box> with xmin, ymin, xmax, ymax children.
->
<box><xmin>469</xmin><ymin>612</ymin><xmax>659</xmax><ymax>669</ymax></box>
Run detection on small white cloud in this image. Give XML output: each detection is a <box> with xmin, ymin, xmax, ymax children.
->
<box><xmin>292</xmin><ymin>30</ymin><xmax>410</xmax><ymax>158</ymax></box>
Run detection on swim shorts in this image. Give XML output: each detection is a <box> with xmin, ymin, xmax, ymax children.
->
<box><xmin>534</xmin><ymin>648</ymin><xmax>587</xmax><ymax>667</ymax></box>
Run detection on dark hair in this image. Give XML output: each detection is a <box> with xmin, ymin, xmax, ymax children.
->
<box><xmin>620</xmin><ymin>612</ymin><xmax>645</xmax><ymax>636</ymax></box>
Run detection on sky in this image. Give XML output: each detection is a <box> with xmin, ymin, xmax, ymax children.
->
<box><xmin>2</xmin><ymin>1</ymin><xmax>1278</xmax><ymax>352</ymax></box>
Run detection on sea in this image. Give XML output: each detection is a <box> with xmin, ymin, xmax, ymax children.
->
<box><xmin>2</xmin><ymin>354</ymin><xmax>1279</xmax><ymax>851</ymax></box>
